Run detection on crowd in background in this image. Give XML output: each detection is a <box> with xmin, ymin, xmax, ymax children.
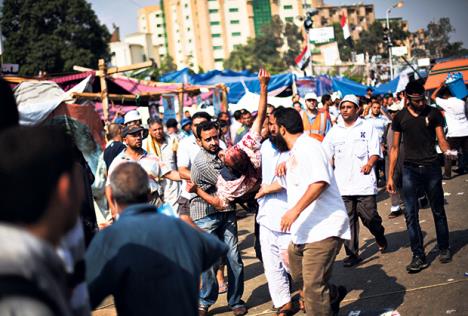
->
<box><xmin>0</xmin><ymin>73</ymin><xmax>467</xmax><ymax>316</ymax></box>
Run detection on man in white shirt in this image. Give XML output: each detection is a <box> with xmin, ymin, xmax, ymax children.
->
<box><xmin>142</xmin><ymin>118</ymin><xmax>180</xmax><ymax>209</ymax></box>
<box><xmin>272</xmin><ymin>107</ymin><xmax>351</xmax><ymax>316</ymax></box>
<box><xmin>431</xmin><ymin>83</ymin><xmax>468</xmax><ymax>177</ymax></box>
<box><xmin>323</xmin><ymin>95</ymin><xmax>387</xmax><ymax>268</ymax></box>
<box><xmin>254</xmin><ymin>109</ymin><xmax>295</xmax><ymax>315</ymax></box>
<box><xmin>176</xmin><ymin>111</ymin><xmax>213</xmax><ymax>225</ymax></box>
<box><xmin>366</xmin><ymin>101</ymin><xmax>391</xmax><ymax>187</ymax></box>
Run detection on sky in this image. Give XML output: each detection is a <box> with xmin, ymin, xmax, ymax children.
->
<box><xmin>89</xmin><ymin>0</ymin><xmax>468</xmax><ymax>47</ymax></box>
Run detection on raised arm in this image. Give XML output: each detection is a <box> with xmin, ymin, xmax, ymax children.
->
<box><xmin>431</xmin><ymin>82</ymin><xmax>444</xmax><ymax>101</ymax></box>
<box><xmin>251</xmin><ymin>69</ymin><xmax>271</xmax><ymax>134</ymax></box>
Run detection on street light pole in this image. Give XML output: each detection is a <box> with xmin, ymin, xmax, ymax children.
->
<box><xmin>386</xmin><ymin>9</ymin><xmax>393</xmax><ymax>80</ymax></box>
<box><xmin>386</xmin><ymin>1</ymin><xmax>404</xmax><ymax>80</ymax></box>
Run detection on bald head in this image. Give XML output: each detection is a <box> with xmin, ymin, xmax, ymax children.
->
<box><xmin>107</xmin><ymin>123</ymin><xmax>122</xmax><ymax>141</ymax></box>
<box><xmin>109</xmin><ymin>162</ymin><xmax>149</xmax><ymax>207</ymax></box>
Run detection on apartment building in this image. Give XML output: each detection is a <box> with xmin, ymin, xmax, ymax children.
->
<box><xmin>131</xmin><ymin>0</ymin><xmax>378</xmax><ymax>71</ymax></box>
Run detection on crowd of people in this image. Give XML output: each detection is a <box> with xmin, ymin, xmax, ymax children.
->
<box><xmin>0</xmin><ymin>71</ymin><xmax>466</xmax><ymax>316</ymax></box>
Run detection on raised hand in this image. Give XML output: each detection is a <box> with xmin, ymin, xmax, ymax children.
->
<box><xmin>258</xmin><ymin>68</ymin><xmax>271</xmax><ymax>87</ymax></box>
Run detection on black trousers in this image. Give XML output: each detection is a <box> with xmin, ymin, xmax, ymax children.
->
<box><xmin>342</xmin><ymin>195</ymin><xmax>385</xmax><ymax>257</ymax></box>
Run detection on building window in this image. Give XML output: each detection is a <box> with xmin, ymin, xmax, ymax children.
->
<box><xmin>212</xmin><ymin>33</ymin><xmax>221</xmax><ymax>38</ymax></box>
<box><xmin>157</xmin><ymin>24</ymin><xmax>162</xmax><ymax>27</ymax></box>
<box><xmin>213</xmin><ymin>46</ymin><xmax>222</xmax><ymax>50</ymax></box>
<box><xmin>232</xmin><ymin>32</ymin><xmax>241</xmax><ymax>37</ymax></box>
<box><xmin>184</xmin><ymin>3</ymin><xmax>188</xmax><ymax>8</ymax></box>
<box><xmin>228</xmin><ymin>8</ymin><xmax>239</xmax><ymax>13</ymax></box>
<box><xmin>187</xmin><ymin>27</ymin><xmax>191</xmax><ymax>32</ymax></box>
<box><xmin>156</xmin><ymin>13</ymin><xmax>160</xmax><ymax>18</ymax></box>
<box><xmin>210</xmin><ymin>21</ymin><xmax>220</xmax><ymax>25</ymax></box>
<box><xmin>186</xmin><ymin>15</ymin><xmax>190</xmax><ymax>19</ymax></box>
<box><xmin>209</xmin><ymin>9</ymin><xmax>218</xmax><ymax>14</ymax></box>
<box><xmin>215</xmin><ymin>58</ymin><xmax>223</xmax><ymax>62</ymax></box>
<box><xmin>285</xmin><ymin>17</ymin><xmax>294</xmax><ymax>22</ymax></box>
<box><xmin>284</xmin><ymin>5</ymin><xmax>293</xmax><ymax>10</ymax></box>
<box><xmin>231</xmin><ymin>20</ymin><xmax>240</xmax><ymax>24</ymax></box>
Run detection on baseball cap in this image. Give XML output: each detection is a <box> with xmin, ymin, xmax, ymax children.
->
<box><xmin>331</xmin><ymin>91</ymin><xmax>342</xmax><ymax>102</ymax></box>
<box><xmin>304</xmin><ymin>92</ymin><xmax>318</xmax><ymax>101</ymax></box>
<box><xmin>181</xmin><ymin>117</ymin><xmax>192</xmax><ymax>128</ymax></box>
<box><xmin>122</xmin><ymin>125</ymin><xmax>143</xmax><ymax>137</ymax></box>
<box><xmin>124</xmin><ymin>110</ymin><xmax>142</xmax><ymax>124</ymax></box>
<box><xmin>339</xmin><ymin>94</ymin><xmax>360</xmax><ymax>107</ymax></box>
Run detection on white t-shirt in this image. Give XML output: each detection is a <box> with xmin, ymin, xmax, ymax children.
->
<box><xmin>322</xmin><ymin>118</ymin><xmax>381</xmax><ymax>196</ymax></box>
<box><xmin>365</xmin><ymin>114</ymin><xmax>390</xmax><ymax>142</ymax></box>
<box><xmin>435</xmin><ymin>97</ymin><xmax>468</xmax><ymax>137</ymax></box>
<box><xmin>284</xmin><ymin>135</ymin><xmax>350</xmax><ymax>245</ymax></box>
<box><xmin>177</xmin><ymin>134</ymin><xmax>226</xmax><ymax>199</ymax></box>
<box><xmin>256</xmin><ymin>139</ymin><xmax>290</xmax><ymax>232</ymax></box>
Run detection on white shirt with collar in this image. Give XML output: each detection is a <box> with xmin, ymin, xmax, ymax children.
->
<box><xmin>322</xmin><ymin>117</ymin><xmax>381</xmax><ymax>196</ymax></box>
<box><xmin>256</xmin><ymin>139</ymin><xmax>290</xmax><ymax>232</ymax></box>
<box><xmin>284</xmin><ymin>135</ymin><xmax>350</xmax><ymax>244</ymax></box>
<box><xmin>365</xmin><ymin>113</ymin><xmax>390</xmax><ymax>142</ymax></box>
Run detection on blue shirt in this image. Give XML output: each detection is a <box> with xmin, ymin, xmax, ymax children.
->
<box><xmin>85</xmin><ymin>204</ymin><xmax>228</xmax><ymax>316</ymax></box>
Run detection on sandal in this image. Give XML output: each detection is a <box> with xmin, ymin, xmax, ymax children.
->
<box><xmin>298</xmin><ymin>292</ymin><xmax>306</xmax><ymax>313</ymax></box>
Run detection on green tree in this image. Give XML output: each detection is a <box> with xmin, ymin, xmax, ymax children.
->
<box><xmin>426</xmin><ymin>17</ymin><xmax>467</xmax><ymax>58</ymax></box>
<box><xmin>283</xmin><ymin>22</ymin><xmax>302</xmax><ymax>68</ymax></box>
<box><xmin>1</xmin><ymin>0</ymin><xmax>110</xmax><ymax>75</ymax></box>
<box><xmin>332</xmin><ymin>23</ymin><xmax>352</xmax><ymax>61</ymax></box>
<box><xmin>355</xmin><ymin>21</ymin><xmax>409</xmax><ymax>58</ymax></box>
<box><xmin>224</xmin><ymin>15</ymin><xmax>296</xmax><ymax>73</ymax></box>
<box><xmin>159</xmin><ymin>55</ymin><xmax>177</xmax><ymax>74</ymax></box>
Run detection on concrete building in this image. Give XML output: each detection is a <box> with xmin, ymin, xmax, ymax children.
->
<box><xmin>126</xmin><ymin>0</ymin><xmax>378</xmax><ymax>71</ymax></box>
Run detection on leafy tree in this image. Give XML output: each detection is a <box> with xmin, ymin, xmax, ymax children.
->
<box><xmin>332</xmin><ymin>23</ymin><xmax>352</xmax><ymax>61</ymax></box>
<box><xmin>1</xmin><ymin>0</ymin><xmax>110</xmax><ymax>75</ymax></box>
<box><xmin>425</xmin><ymin>17</ymin><xmax>467</xmax><ymax>58</ymax></box>
<box><xmin>354</xmin><ymin>21</ymin><xmax>409</xmax><ymax>58</ymax></box>
<box><xmin>159</xmin><ymin>55</ymin><xmax>177</xmax><ymax>74</ymax></box>
<box><xmin>224</xmin><ymin>16</ymin><xmax>302</xmax><ymax>73</ymax></box>
<box><xmin>283</xmin><ymin>22</ymin><xmax>302</xmax><ymax>68</ymax></box>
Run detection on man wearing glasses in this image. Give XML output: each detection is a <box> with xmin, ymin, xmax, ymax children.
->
<box><xmin>387</xmin><ymin>80</ymin><xmax>454</xmax><ymax>273</ymax></box>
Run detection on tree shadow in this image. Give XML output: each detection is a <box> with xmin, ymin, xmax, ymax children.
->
<box><xmin>332</xmin><ymin>263</ymin><xmax>406</xmax><ymax>316</ymax></box>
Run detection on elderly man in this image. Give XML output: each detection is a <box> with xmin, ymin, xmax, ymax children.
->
<box><xmin>86</xmin><ymin>162</ymin><xmax>228</xmax><ymax>316</ymax></box>
<box><xmin>323</xmin><ymin>95</ymin><xmax>387</xmax><ymax>268</ymax></box>
<box><xmin>143</xmin><ymin>118</ymin><xmax>180</xmax><ymax>209</ymax></box>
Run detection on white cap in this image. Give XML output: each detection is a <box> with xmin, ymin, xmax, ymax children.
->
<box><xmin>331</xmin><ymin>91</ymin><xmax>342</xmax><ymax>102</ymax></box>
<box><xmin>124</xmin><ymin>110</ymin><xmax>142</xmax><ymax>124</ymax></box>
<box><xmin>339</xmin><ymin>94</ymin><xmax>360</xmax><ymax>107</ymax></box>
<box><xmin>388</xmin><ymin>101</ymin><xmax>403</xmax><ymax>112</ymax></box>
<box><xmin>304</xmin><ymin>92</ymin><xmax>318</xmax><ymax>101</ymax></box>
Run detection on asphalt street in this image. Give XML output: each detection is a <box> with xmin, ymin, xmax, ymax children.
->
<box><xmin>93</xmin><ymin>172</ymin><xmax>468</xmax><ymax>316</ymax></box>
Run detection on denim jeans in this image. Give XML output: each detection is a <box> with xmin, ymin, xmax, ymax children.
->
<box><xmin>195</xmin><ymin>211</ymin><xmax>245</xmax><ymax>309</ymax></box>
<box><xmin>401</xmin><ymin>162</ymin><xmax>450</xmax><ymax>258</ymax></box>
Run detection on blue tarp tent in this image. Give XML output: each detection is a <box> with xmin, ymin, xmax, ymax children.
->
<box><xmin>160</xmin><ymin>68</ymin><xmax>294</xmax><ymax>103</ymax></box>
<box><xmin>332</xmin><ymin>76</ymin><xmax>403</xmax><ymax>97</ymax></box>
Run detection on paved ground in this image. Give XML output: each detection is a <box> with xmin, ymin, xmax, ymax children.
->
<box><xmin>93</xmin><ymin>173</ymin><xmax>468</xmax><ymax>316</ymax></box>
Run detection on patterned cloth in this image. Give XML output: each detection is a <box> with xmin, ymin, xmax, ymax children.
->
<box><xmin>216</xmin><ymin>130</ymin><xmax>262</xmax><ymax>208</ymax></box>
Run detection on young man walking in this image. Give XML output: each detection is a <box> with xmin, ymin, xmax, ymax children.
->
<box><xmin>387</xmin><ymin>81</ymin><xmax>453</xmax><ymax>273</ymax></box>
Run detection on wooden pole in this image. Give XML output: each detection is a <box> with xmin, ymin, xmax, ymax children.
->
<box><xmin>177</xmin><ymin>84</ymin><xmax>184</xmax><ymax>122</ymax></box>
<box><xmin>98</xmin><ymin>59</ymin><xmax>109</xmax><ymax>122</ymax></box>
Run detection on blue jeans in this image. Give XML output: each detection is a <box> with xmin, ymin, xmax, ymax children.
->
<box><xmin>401</xmin><ymin>162</ymin><xmax>450</xmax><ymax>258</ymax></box>
<box><xmin>195</xmin><ymin>212</ymin><xmax>245</xmax><ymax>309</ymax></box>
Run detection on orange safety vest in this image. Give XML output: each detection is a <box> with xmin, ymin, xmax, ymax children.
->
<box><xmin>302</xmin><ymin>109</ymin><xmax>330</xmax><ymax>142</ymax></box>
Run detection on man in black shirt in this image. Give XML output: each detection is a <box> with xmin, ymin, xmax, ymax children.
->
<box><xmin>103</xmin><ymin>123</ymin><xmax>126</xmax><ymax>170</ymax></box>
<box><xmin>387</xmin><ymin>81</ymin><xmax>453</xmax><ymax>273</ymax></box>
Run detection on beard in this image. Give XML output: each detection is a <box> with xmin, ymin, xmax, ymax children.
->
<box><xmin>269</xmin><ymin>133</ymin><xmax>289</xmax><ymax>152</ymax></box>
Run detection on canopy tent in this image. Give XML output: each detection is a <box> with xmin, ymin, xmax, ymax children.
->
<box><xmin>160</xmin><ymin>68</ymin><xmax>294</xmax><ymax>103</ymax></box>
<box><xmin>424</xmin><ymin>58</ymin><xmax>468</xmax><ymax>90</ymax></box>
<box><xmin>230</xmin><ymin>91</ymin><xmax>294</xmax><ymax>113</ymax></box>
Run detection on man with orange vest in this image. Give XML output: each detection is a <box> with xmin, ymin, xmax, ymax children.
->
<box><xmin>301</xmin><ymin>92</ymin><xmax>332</xmax><ymax>142</ymax></box>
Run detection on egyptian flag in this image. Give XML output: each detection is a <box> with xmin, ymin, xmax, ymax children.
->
<box><xmin>340</xmin><ymin>14</ymin><xmax>354</xmax><ymax>48</ymax></box>
<box><xmin>295</xmin><ymin>45</ymin><xmax>311</xmax><ymax>70</ymax></box>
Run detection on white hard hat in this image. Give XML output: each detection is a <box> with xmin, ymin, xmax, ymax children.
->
<box><xmin>304</xmin><ymin>92</ymin><xmax>318</xmax><ymax>101</ymax></box>
<box><xmin>339</xmin><ymin>94</ymin><xmax>360</xmax><ymax>107</ymax></box>
<box><xmin>124</xmin><ymin>110</ymin><xmax>142</xmax><ymax>124</ymax></box>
